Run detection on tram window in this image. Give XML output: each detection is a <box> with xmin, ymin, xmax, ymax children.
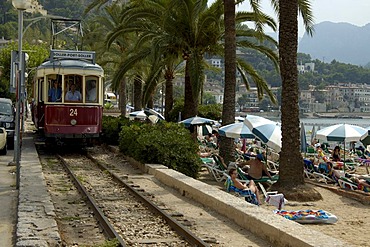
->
<box><xmin>38</xmin><ymin>79</ymin><xmax>44</xmax><ymax>102</ymax></box>
<box><xmin>64</xmin><ymin>75</ymin><xmax>82</xmax><ymax>102</ymax></box>
<box><xmin>47</xmin><ymin>80</ymin><xmax>62</xmax><ymax>102</ymax></box>
<box><xmin>86</xmin><ymin>78</ymin><xmax>98</xmax><ymax>102</ymax></box>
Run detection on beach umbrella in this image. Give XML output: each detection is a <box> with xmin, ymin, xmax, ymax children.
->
<box><xmin>301</xmin><ymin>122</ymin><xmax>308</xmax><ymax>154</ymax></box>
<box><xmin>219</xmin><ymin>122</ymin><xmax>255</xmax><ymax>139</ymax></box>
<box><xmin>316</xmin><ymin>124</ymin><xmax>367</xmax><ymax>171</ymax></box>
<box><xmin>360</xmin><ymin>126</ymin><xmax>370</xmax><ymax>146</ymax></box>
<box><xmin>244</xmin><ymin>115</ymin><xmax>282</xmax><ymax>152</ymax></box>
<box><xmin>179</xmin><ymin>116</ymin><xmax>215</xmax><ymax>127</ymax></box>
<box><xmin>316</xmin><ymin>124</ymin><xmax>367</xmax><ymax>143</ymax></box>
<box><xmin>129</xmin><ymin>110</ymin><xmax>147</xmax><ymax>119</ymax></box>
<box><xmin>143</xmin><ymin>108</ymin><xmax>165</xmax><ymax>124</ymax></box>
<box><xmin>144</xmin><ymin>108</ymin><xmax>165</xmax><ymax>121</ymax></box>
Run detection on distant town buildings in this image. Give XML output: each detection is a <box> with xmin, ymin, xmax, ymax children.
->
<box><xmin>205</xmin><ymin>58</ymin><xmax>370</xmax><ymax>113</ymax></box>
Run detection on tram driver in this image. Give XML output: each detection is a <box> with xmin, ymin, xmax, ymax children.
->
<box><xmin>65</xmin><ymin>83</ymin><xmax>82</xmax><ymax>101</ymax></box>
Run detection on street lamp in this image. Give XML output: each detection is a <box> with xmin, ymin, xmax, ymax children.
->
<box><xmin>12</xmin><ymin>0</ymin><xmax>30</xmax><ymax>190</ymax></box>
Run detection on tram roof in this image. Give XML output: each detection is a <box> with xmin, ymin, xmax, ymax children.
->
<box><xmin>38</xmin><ymin>59</ymin><xmax>103</xmax><ymax>72</ymax></box>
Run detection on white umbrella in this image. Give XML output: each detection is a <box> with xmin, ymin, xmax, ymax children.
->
<box><xmin>179</xmin><ymin>116</ymin><xmax>215</xmax><ymax>127</ymax></box>
<box><xmin>219</xmin><ymin>122</ymin><xmax>255</xmax><ymax>139</ymax></box>
<box><xmin>244</xmin><ymin>115</ymin><xmax>282</xmax><ymax>152</ymax></box>
<box><xmin>316</xmin><ymin>124</ymin><xmax>367</xmax><ymax>143</ymax></box>
<box><xmin>129</xmin><ymin>110</ymin><xmax>147</xmax><ymax>119</ymax></box>
<box><xmin>316</xmin><ymin>124</ymin><xmax>368</xmax><ymax>171</ymax></box>
<box><xmin>144</xmin><ymin>108</ymin><xmax>165</xmax><ymax>121</ymax></box>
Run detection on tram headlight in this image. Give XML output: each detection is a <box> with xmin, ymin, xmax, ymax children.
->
<box><xmin>70</xmin><ymin>119</ymin><xmax>77</xmax><ymax>126</ymax></box>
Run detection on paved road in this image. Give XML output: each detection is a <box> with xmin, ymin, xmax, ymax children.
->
<box><xmin>0</xmin><ymin>149</ymin><xmax>17</xmax><ymax>247</ymax></box>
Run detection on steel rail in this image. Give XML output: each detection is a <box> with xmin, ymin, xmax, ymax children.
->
<box><xmin>86</xmin><ymin>153</ymin><xmax>210</xmax><ymax>247</ymax></box>
<box><xmin>56</xmin><ymin>154</ymin><xmax>126</xmax><ymax>247</ymax></box>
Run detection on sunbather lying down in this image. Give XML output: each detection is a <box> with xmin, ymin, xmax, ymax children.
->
<box><xmin>344</xmin><ymin>173</ymin><xmax>370</xmax><ymax>189</ymax></box>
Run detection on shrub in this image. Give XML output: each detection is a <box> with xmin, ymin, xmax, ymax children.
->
<box><xmin>102</xmin><ymin>115</ymin><xmax>130</xmax><ymax>145</ymax></box>
<box><xmin>118</xmin><ymin>122</ymin><xmax>202</xmax><ymax>178</ymax></box>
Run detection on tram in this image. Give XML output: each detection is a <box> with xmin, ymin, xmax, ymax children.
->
<box><xmin>31</xmin><ymin>49</ymin><xmax>104</xmax><ymax>145</ymax></box>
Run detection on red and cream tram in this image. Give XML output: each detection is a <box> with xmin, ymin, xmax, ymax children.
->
<box><xmin>32</xmin><ymin>50</ymin><xmax>104</xmax><ymax>145</ymax></box>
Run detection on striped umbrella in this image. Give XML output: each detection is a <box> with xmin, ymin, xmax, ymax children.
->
<box><xmin>179</xmin><ymin>116</ymin><xmax>215</xmax><ymax>127</ymax></box>
<box><xmin>316</xmin><ymin>124</ymin><xmax>367</xmax><ymax>143</ymax></box>
<box><xmin>219</xmin><ymin>122</ymin><xmax>255</xmax><ymax>139</ymax></box>
<box><xmin>316</xmin><ymin>124</ymin><xmax>367</xmax><ymax>171</ymax></box>
<box><xmin>244</xmin><ymin>115</ymin><xmax>282</xmax><ymax>152</ymax></box>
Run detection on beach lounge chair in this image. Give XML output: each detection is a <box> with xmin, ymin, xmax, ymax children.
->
<box><xmin>235</xmin><ymin>167</ymin><xmax>279</xmax><ymax>195</ymax></box>
<box><xmin>202</xmin><ymin>154</ymin><xmax>227</xmax><ymax>182</ymax></box>
<box><xmin>224</xmin><ymin>176</ymin><xmax>259</xmax><ymax>206</ymax></box>
<box><xmin>338</xmin><ymin>176</ymin><xmax>369</xmax><ymax>192</ymax></box>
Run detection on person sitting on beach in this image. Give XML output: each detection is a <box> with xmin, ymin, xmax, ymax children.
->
<box><xmin>244</xmin><ymin>153</ymin><xmax>273</xmax><ymax>180</ymax></box>
<box><xmin>331</xmin><ymin>146</ymin><xmax>341</xmax><ymax>162</ymax></box>
<box><xmin>228</xmin><ymin>168</ymin><xmax>261</xmax><ymax>205</ymax></box>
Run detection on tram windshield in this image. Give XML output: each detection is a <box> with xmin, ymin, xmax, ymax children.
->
<box><xmin>65</xmin><ymin>75</ymin><xmax>83</xmax><ymax>102</ymax></box>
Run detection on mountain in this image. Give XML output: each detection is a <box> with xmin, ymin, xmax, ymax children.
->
<box><xmin>298</xmin><ymin>21</ymin><xmax>370</xmax><ymax>66</ymax></box>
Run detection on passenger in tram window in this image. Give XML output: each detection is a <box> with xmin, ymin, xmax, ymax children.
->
<box><xmin>48</xmin><ymin>80</ymin><xmax>62</xmax><ymax>102</ymax></box>
<box><xmin>65</xmin><ymin>84</ymin><xmax>82</xmax><ymax>101</ymax></box>
<box><xmin>87</xmin><ymin>80</ymin><xmax>97</xmax><ymax>102</ymax></box>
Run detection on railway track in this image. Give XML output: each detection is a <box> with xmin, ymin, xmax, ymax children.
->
<box><xmin>38</xmin><ymin>145</ymin><xmax>273</xmax><ymax>247</ymax></box>
<box><xmin>56</xmin><ymin>152</ymin><xmax>209</xmax><ymax>246</ymax></box>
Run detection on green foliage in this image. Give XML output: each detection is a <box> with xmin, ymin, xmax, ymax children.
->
<box><xmin>0</xmin><ymin>42</ymin><xmax>49</xmax><ymax>98</ymax></box>
<box><xmin>167</xmin><ymin>100</ymin><xmax>222</xmax><ymax>122</ymax></box>
<box><xmin>118</xmin><ymin>122</ymin><xmax>202</xmax><ymax>178</ymax></box>
<box><xmin>103</xmin><ymin>102</ymin><xmax>114</xmax><ymax>109</ymax></box>
<box><xmin>198</xmin><ymin>104</ymin><xmax>222</xmax><ymax>121</ymax></box>
<box><xmin>101</xmin><ymin>115</ymin><xmax>130</xmax><ymax>145</ymax></box>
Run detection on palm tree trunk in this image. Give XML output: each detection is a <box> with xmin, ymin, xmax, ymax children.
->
<box><xmin>219</xmin><ymin>0</ymin><xmax>236</xmax><ymax>164</ymax></box>
<box><xmin>119</xmin><ymin>77</ymin><xmax>127</xmax><ymax>116</ymax></box>
<box><xmin>183</xmin><ymin>60</ymin><xmax>197</xmax><ymax>119</ymax></box>
<box><xmin>278</xmin><ymin>0</ymin><xmax>304</xmax><ymax>186</ymax></box>
<box><xmin>164</xmin><ymin>68</ymin><xmax>174</xmax><ymax>120</ymax></box>
<box><xmin>133</xmin><ymin>75</ymin><xmax>142</xmax><ymax>111</ymax></box>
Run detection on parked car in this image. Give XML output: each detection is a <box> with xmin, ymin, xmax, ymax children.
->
<box><xmin>0</xmin><ymin>127</ymin><xmax>7</xmax><ymax>155</ymax></box>
<box><xmin>0</xmin><ymin>98</ymin><xmax>15</xmax><ymax>149</ymax></box>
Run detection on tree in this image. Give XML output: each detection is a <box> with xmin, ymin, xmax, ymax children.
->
<box><xmin>220</xmin><ymin>1</ymin><xmax>279</xmax><ymax>163</ymax></box>
<box><xmin>0</xmin><ymin>42</ymin><xmax>49</xmax><ymax>98</ymax></box>
<box><xmin>273</xmin><ymin>0</ymin><xmax>321</xmax><ymax>200</ymax></box>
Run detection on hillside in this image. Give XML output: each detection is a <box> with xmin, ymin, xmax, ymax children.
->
<box><xmin>298</xmin><ymin>21</ymin><xmax>370</xmax><ymax>66</ymax></box>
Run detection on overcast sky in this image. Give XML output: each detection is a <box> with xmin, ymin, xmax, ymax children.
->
<box><xmin>213</xmin><ymin>0</ymin><xmax>370</xmax><ymax>37</ymax></box>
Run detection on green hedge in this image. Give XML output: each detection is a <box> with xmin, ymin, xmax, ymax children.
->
<box><xmin>102</xmin><ymin>116</ymin><xmax>202</xmax><ymax>178</ymax></box>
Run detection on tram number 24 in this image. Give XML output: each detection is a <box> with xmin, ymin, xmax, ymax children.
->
<box><xmin>69</xmin><ymin>108</ymin><xmax>78</xmax><ymax>116</ymax></box>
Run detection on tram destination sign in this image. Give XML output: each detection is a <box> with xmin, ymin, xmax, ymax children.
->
<box><xmin>51</xmin><ymin>50</ymin><xmax>96</xmax><ymax>63</ymax></box>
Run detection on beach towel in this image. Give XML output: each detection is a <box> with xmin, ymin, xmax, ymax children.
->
<box><xmin>274</xmin><ymin>209</ymin><xmax>338</xmax><ymax>224</ymax></box>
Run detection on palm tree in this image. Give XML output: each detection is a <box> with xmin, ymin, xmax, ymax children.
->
<box><xmin>220</xmin><ymin>0</ymin><xmax>237</xmax><ymax>163</ymax></box>
<box><xmin>83</xmin><ymin>3</ymin><xmax>132</xmax><ymax>115</ymax></box>
<box><xmin>220</xmin><ymin>2</ymin><xmax>279</xmax><ymax>163</ymax></box>
<box><xmin>273</xmin><ymin>0</ymin><xmax>321</xmax><ymax>200</ymax></box>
